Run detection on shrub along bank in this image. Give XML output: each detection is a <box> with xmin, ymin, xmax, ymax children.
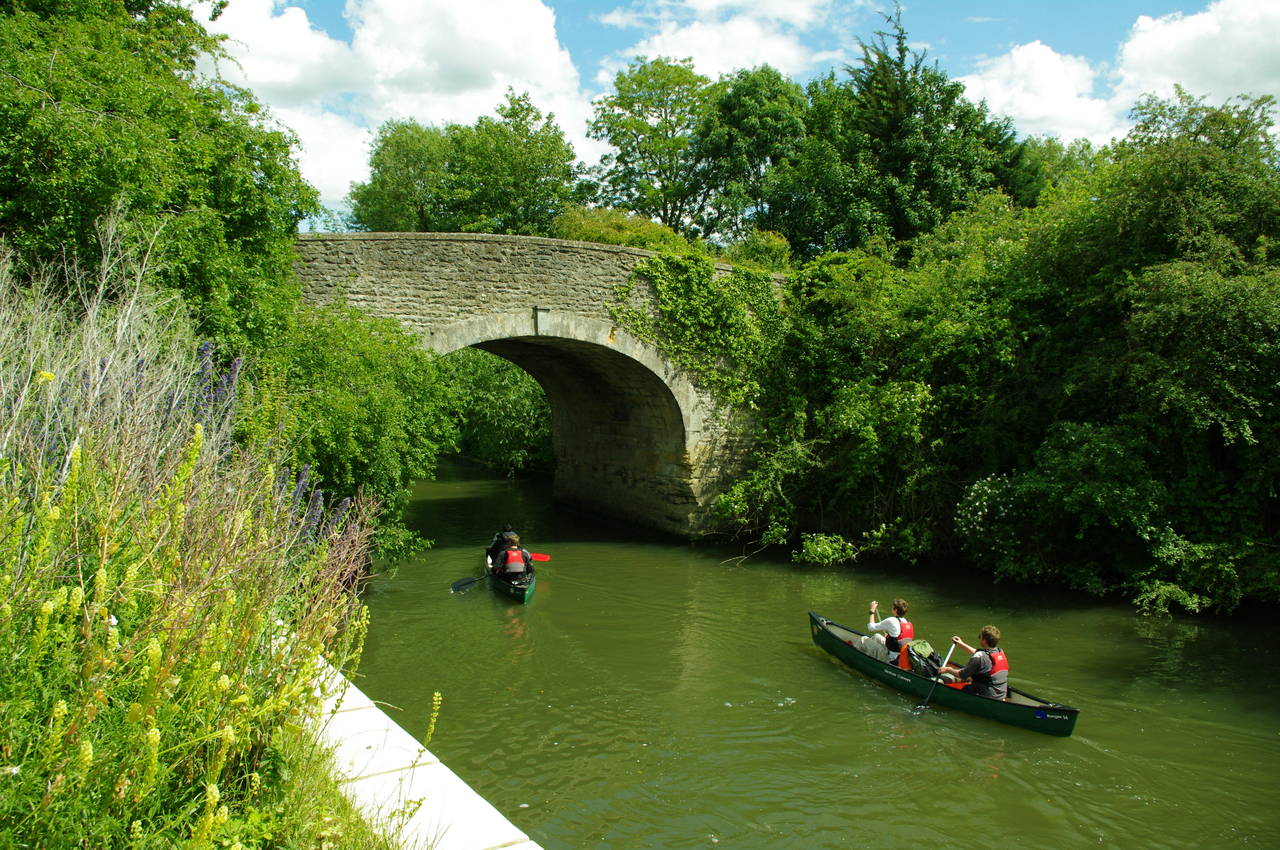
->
<box><xmin>0</xmin><ymin>254</ymin><xmax>392</xmax><ymax>848</ymax></box>
<box><xmin>613</xmin><ymin>91</ymin><xmax>1280</xmax><ymax>616</ymax></box>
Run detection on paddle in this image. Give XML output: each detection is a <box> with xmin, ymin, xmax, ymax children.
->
<box><xmin>450</xmin><ymin>553</ymin><xmax>550</xmax><ymax>593</ymax></box>
<box><xmin>914</xmin><ymin>641</ymin><xmax>958</xmax><ymax>713</ymax></box>
<box><xmin>450</xmin><ymin>574</ymin><xmax>486</xmax><ymax>592</ymax></box>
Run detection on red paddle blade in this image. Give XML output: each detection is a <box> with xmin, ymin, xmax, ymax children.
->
<box><xmin>531</xmin><ymin>552</ymin><xmax>551</xmax><ymax>562</ymax></box>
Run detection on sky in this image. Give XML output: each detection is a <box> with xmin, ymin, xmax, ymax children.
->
<box><xmin>191</xmin><ymin>0</ymin><xmax>1280</xmax><ymax>212</ymax></box>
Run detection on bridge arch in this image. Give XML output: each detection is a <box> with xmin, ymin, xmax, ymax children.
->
<box><xmin>294</xmin><ymin>232</ymin><xmax>744</xmax><ymax>535</ymax></box>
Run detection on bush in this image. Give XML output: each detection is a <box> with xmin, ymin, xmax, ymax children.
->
<box><xmin>550</xmin><ymin>205</ymin><xmax>693</xmax><ymax>253</ymax></box>
<box><xmin>253</xmin><ymin>301</ymin><xmax>462</xmax><ymax>558</ymax></box>
<box><xmin>437</xmin><ymin>348</ymin><xmax>552</xmax><ymax>476</ymax></box>
<box><xmin>0</xmin><ymin>250</ymin><xmax>384</xmax><ymax>847</ymax></box>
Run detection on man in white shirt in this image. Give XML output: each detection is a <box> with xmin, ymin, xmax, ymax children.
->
<box><xmin>857</xmin><ymin>598</ymin><xmax>912</xmax><ymax>664</ymax></box>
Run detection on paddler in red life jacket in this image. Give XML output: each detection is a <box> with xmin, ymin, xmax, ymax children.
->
<box><xmin>940</xmin><ymin>625</ymin><xmax>1009</xmax><ymax>700</ymax></box>
<box><xmin>493</xmin><ymin>533</ymin><xmax>534</xmax><ymax>578</ymax></box>
<box><xmin>856</xmin><ymin>598</ymin><xmax>914</xmax><ymax>665</ymax></box>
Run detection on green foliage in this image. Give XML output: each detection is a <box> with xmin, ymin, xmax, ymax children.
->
<box><xmin>587</xmin><ymin>57</ymin><xmax>718</xmax><ymax>236</ymax></box>
<box><xmin>347</xmin><ymin>121</ymin><xmax>454</xmax><ymax>232</ymax></box>
<box><xmin>349</xmin><ymin>90</ymin><xmax>581</xmax><ymax>236</ymax></box>
<box><xmin>953</xmin><ymin>91</ymin><xmax>1280</xmax><ymax>613</ymax></box>
<box><xmin>1003</xmin><ymin>135</ymin><xmax>1098</xmax><ymax>206</ymax></box>
<box><xmin>723</xmin><ymin>229</ymin><xmax>792</xmax><ymax>271</ymax></box>
<box><xmin>757</xmin><ymin>13</ymin><xmax>1022</xmax><ymax>259</ymax></box>
<box><xmin>255</xmin><ymin>302</ymin><xmax>462</xmax><ymax>537</ymax></box>
<box><xmin>0</xmin><ymin>263</ymin><xmax>383</xmax><ymax>847</ymax></box>
<box><xmin>693</xmin><ymin>64</ymin><xmax>807</xmax><ymax>237</ymax></box>
<box><xmin>436</xmin><ymin>349</ymin><xmax>552</xmax><ymax>475</ymax></box>
<box><xmin>451</xmin><ymin>90</ymin><xmax>584</xmax><ymax>234</ymax></box>
<box><xmin>723</xmin><ymin>213</ymin><xmax>1019</xmax><ymax>560</ymax></box>
<box><xmin>792</xmin><ymin>533</ymin><xmax>859</xmax><ymax>567</ymax></box>
<box><xmin>0</xmin><ymin>2</ymin><xmax>318</xmax><ymax>353</ymax></box>
<box><xmin>611</xmin><ymin>253</ymin><xmax>783</xmax><ymax>406</ymax></box>
<box><xmin>549</xmin><ymin>204</ymin><xmax>693</xmax><ymax>252</ymax></box>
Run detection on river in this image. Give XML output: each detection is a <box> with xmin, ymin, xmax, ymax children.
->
<box><xmin>356</xmin><ymin>458</ymin><xmax>1280</xmax><ymax>849</ymax></box>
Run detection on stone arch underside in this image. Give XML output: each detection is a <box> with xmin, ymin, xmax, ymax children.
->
<box><xmin>434</xmin><ymin>313</ymin><xmax>709</xmax><ymax>535</ymax></box>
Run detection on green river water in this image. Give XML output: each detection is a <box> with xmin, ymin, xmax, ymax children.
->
<box><xmin>356</xmin><ymin>459</ymin><xmax>1280</xmax><ymax>849</ymax></box>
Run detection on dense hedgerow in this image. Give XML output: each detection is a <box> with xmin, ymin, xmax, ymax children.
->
<box><xmin>0</xmin><ymin>247</ymin><xmax>392</xmax><ymax>848</ymax></box>
<box><xmin>608</xmin><ymin>92</ymin><xmax>1280</xmax><ymax>615</ymax></box>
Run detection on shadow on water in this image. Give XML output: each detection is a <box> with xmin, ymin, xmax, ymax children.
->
<box><xmin>357</xmin><ymin>457</ymin><xmax>1280</xmax><ymax>849</ymax></box>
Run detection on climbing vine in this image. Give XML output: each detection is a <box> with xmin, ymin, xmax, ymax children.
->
<box><xmin>610</xmin><ymin>253</ymin><xmax>785</xmax><ymax>406</ymax></box>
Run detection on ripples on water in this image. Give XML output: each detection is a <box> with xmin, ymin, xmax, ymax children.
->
<box><xmin>357</xmin><ymin>461</ymin><xmax>1280</xmax><ymax>849</ymax></box>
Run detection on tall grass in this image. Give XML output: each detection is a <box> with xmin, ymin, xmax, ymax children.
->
<box><xmin>0</xmin><ymin>242</ymin><xmax>391</xmax><ymax>848</ymax></box>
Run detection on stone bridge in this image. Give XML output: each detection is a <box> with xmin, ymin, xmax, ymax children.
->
<box><xmin>293</xmin><ymin>232</ymin><xmax>746</xmax><ymax>537</ymax></box>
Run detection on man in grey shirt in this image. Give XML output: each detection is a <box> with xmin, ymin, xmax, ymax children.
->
<box><xmin>940</xmin><ymin>625</ymin><xmax>1009</xmax><ymax>700</ymax></box>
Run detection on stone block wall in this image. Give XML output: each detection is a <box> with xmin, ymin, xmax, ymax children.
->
<box><xmin>294</xmin><ymin>233</ymin><xmax>747</xmax><ymax>537</ymax></box>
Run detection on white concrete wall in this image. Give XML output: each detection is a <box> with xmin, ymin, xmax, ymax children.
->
<box><xmin>317</xmin><ymin>665</ymin><xmax>542</xmax><ymax>850</ymax></box>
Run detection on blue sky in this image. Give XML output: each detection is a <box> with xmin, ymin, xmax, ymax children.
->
<box><xmin>197</xmin><ymin>0</ymin><xmax>1280</xmax><ymax>210</ymax></box>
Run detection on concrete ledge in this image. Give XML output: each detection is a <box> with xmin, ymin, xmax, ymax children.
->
<box><xmin>316</xmin><ymin>664</ymin><xmax>542</xmax><ymax>850</ymax></box>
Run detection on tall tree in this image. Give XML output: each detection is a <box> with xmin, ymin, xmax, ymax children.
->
<box><xmin>349</xmin><ymin>90</ymin><xmax>581</xmax><ymax>236</ymax></box>
<box><xmin>449</xmin><ymin>90</ymin><xmax>582</xmax><ymax>235</ymax></box>
<box><xmin>587</xmin><ymin>57</ymin><xmax>718</xmax><ymax>237</ymax></box>
<box><xmin>347</xmin><ymin>121</ymin><xmax>454</xmax><ymax>232</ymax></box>
<box><xmin>0</xmin><ymin>0</ymin><xmax>318</xmax><ymax>351</ymax></box>
<box><xmin>957</xmin><ymin>90</ymin><xmax>1280</xmax><ymax>613</ymax></box>
<box><xmin>692</xmin><ymin>64</ymin><xmax>807</xmax><ymax>239</ymax></box>
<box><xmin>759</xmin><ymin>13</ymin><xmax>1022</xmax><ymax>259</ymax></box>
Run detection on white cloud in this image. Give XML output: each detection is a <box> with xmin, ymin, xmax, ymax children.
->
<box><xmin>617</xmin><ymin>17</ymin><xmax>819</xmax><ymax>80</ymax></box>
<box><xmin>199</xmin><ymin>0</ymin><xmax>594</xmax><ymax>210</ymax></box>
<box><xmin>1112</xmin><ymin>0</ymin><xmax>1280</xmax><ymax>109</ymax></box>
<box><xmin>959</xmin><ymin>0</ymin><xmax>1280</xmax><ymax>144</ymax></box>
<box><xmin>273</xmin><ymin>107</ymin><xmax>373</xmax><ymax>206</ymax></box>
<box><xmin>594</xmin><ymin>0</ymin><xmax>859</xmax><ymax>84</ymax></box>
<box><xmin>960</xmin><ymin>42</ymin><xmax>1127</xmax><ymax>144</ymax></box>
<box><xmin>206</xmin><ymin>0</ymin><xmax>359</xmax><ymax>107</ymax></box>
<box><xmin>682</xmin><ymin>0</ymin><xmax>827</xmax><ymax>28</ymax></box>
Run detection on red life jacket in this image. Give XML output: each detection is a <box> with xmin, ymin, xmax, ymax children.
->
<box><xmin>884</xmin><ymin>617</ymin><xmax>914</xmax><ymax>653</ymax></box>
<box><xmin>972</xmin><ymin>647</ymin><xmax>1009</xmax><ymax>698</ymax></box>
<box><xmin>500</xmin><ymin>548</ymin><xmax>529</xmax><ymax>574</ymax></box>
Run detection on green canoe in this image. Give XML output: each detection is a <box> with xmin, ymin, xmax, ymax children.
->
<box><xmin>486</xmin><ymin>556</ymin><xmax>536</xmax><ymax>604</ymax></box>
<box><xmin>809</xmin><ymin>611</ymin><xmax>1079</xmax><ymax>737</ymax></box>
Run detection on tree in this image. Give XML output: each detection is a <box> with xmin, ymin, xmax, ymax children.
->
<box><xmin>957</xmin><ymin>90</ymin><xmax>1280</xmax><ymax>613</ymax></box>
<box><xmin>0</xmin><ymin>0</ymin><xmax>318</xmax><ymax>351</ymax></box>
<box><xmin>448</xmin><ymin>90</ymin><xmax>582</xmax><ymax>235</ymax></box>
<box><xmin>252</xmin><ymin>301</ymin><xmax>462</xmax><ymax>555</ymax></box>
<box><xmin>587</xmin><ymin>57</ymin><xmax>718</xmax><ymax>237</ymax></box>
<box><xmin>692</xmin><ymin>64</ymin><xmax>807</xmax><ymax>239</ymax></box>
<box><xmin>759</xmin><ymin>13</ymin><xmax>1022</xmax><ymax>259</ymax></box>
<box><xmin>1001</xmin><ymin>135</ymin><xmax>1098</xmax><ymax>207</ymax></box>
<box><xmin>347</xmin><ymin>121</ymin><xmax>454</xmax><ymax>232</ymax></box>
<box><xmin>349</xmin><ymin>90</ymin><xmax>581</xmax><ymax>236</ymax></box>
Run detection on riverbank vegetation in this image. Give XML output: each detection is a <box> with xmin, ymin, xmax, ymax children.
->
<box><xmin>0</xmin><ymin>251</ymin><xmax>392</xmax><ymax>846</ymax></box>
<box><xmin>0</xmin><ymin>0</ymin><xmax>432</xmax><ymax>843</ymax></box>
<box><xmin>634</xmin><ymin>88</ymin><xmax>1280</xmax><ymax>615</ymax></box>
<box><xmin>0</xmin><ymin>0</ymin><xmax>458</xmax><ymax>558</ymax></box>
